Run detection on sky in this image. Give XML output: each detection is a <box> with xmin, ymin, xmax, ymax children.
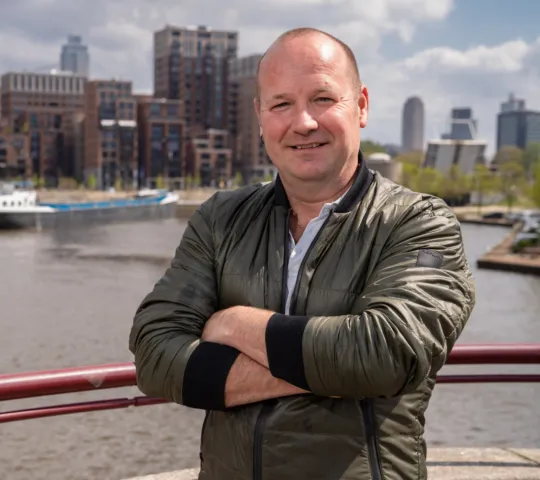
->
<box><xmin>0</xmin><ymin>0</ymin><xmax>539</xmax><ymax>156</ymax></box>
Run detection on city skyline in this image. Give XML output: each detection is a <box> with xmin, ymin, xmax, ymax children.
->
<box><xmin>1</xmin><ymin>0</ymin><xmax>539</xmax><ymax>155</ymax></box>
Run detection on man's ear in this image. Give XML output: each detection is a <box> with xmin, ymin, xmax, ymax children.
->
<box><xmin>358</xmin><ymin>84</ymin><xmax>369</xmax><ymax>129</ymax></box>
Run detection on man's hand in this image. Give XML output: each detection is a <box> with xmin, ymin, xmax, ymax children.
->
<box><xmin>202</xmin><ymin>306</ymin><xmax>273</xmax><ymax>367</ymax></box>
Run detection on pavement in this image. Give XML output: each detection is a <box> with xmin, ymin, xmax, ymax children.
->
<box><xmin>124</xmin><ymin>448</ymin><xmax>540</xmax><ymax>480</ymax></box>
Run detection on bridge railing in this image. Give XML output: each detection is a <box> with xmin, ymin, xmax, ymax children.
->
<box><xmin>1</xmin><ymin>343</ymin><xmax>539</xmax><ymax>424</ymax></box>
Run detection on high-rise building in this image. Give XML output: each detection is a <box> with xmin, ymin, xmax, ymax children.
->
<box><xmin>136</xmin><ymin>95</ymin><xmax>186</xmax><ymax>188</ymax></box>
<box><xmin>442</xmin><ymin>108</ymin><xmax>477</xmax><ymax>141</ymax></box>
<box><xmin>228</xmin><ymin>54</ymin><xmax>274</xmax><ymax>182</ymax></box>
<box><xmin>401</xmin><ymin>96</ymin><xmax>424</xmax><ymax>153</ymax></box>
<box><xmin>60</xmin><ymin>35</ymin><xmax>90</xmax><ymax>78</ymax></box>
<box><xmin>83</xmin><ymin>80</ymin><xmax>138</xmax><ymax>189</ymax></box>
<box><xmin>500</xmin><ymin>93</ymin><xmax>525</xmax><ymax>113</ymax></box>
<box><xmin>0</xmin><ymin>71</ymin><xmax>86</xmax><ymax>184</ymax></box>
<box><xmin>496</xmin><ymin>94</ymin><xmax>540</xmax><ymax>151</ymax></box>
<box><xmin>153</xmin><ymin>25</ymin><xmax>238</xmax><ymax>131</ymax></box>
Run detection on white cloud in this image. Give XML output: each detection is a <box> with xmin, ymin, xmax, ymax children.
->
<box><xmin>360</xmin><ymin>37</ymin><xmax>540</xmax><ymax>156</ymax></box>
<box><xmin>0</xmin><ymin>0</ymin><xmax>454</xmax><ymax>81</ymax></box>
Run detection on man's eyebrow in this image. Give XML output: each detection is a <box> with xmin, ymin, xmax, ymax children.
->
<box><xmin>268</xmin><ymin>87</ymin><xmax>334</xmax><ymax>101</ymax></box>
<box><xmin>269</xmin><ymin>93</ymin><xmax>289</xmax><ymax>101</ymax></box>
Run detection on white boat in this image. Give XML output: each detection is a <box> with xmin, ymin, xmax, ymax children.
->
<box><xmin>0</xmin><ymin>182</ymin><xmax>179</xmax><ymax>230</ymax></box>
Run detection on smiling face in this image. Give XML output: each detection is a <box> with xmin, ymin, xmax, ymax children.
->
<box><xmin>255</xmin><ymin>33</ymin><xmax>369</xmax><ymax>186</ymax></box>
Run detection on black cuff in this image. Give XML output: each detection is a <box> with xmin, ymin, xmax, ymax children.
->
<box><xmin>265</xmin><ymin>313</ymin><xmax>310</xmax><ymax>390</ymax></box>
<box><xmin>182</xmin><ymin>342</ymin><xmax>240</xmax><ymax>410</ymax></box>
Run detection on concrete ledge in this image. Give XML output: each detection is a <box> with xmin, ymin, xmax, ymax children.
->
<box><xmin>124</xmin><ymin>448</ymin><xmax>540</xmax><ymax>480</ymax></box>
<box><xmin>476</xmin><ymin>224</ymin><xmax>540</xmax><ymax>276</ymax></box>
<box><xmin>457</xmin><ymin>216</ymin><xmax>515</xmax><ymax>227</ymax></box>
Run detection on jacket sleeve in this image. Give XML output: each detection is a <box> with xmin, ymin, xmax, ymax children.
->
<box><xmin>128</xmin><ymin>198</ymin><xmax>240</xmax><ymax>410</ymax></box>
<box><xmin>265</xmin><ymin>197</ymin><xmax>476</xmax><ymax>398</ymax></box>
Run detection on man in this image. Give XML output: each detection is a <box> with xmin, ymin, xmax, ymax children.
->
<box><xmin>129</xmin><ymin>28</ymin><xmax>475</xmax><ymax>480</ymax></box>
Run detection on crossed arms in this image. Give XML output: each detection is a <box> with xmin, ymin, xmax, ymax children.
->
<box><xmin>129</xmin><ymin>197</ymin><xmax>475</xmax><ymax>410</ymax></box>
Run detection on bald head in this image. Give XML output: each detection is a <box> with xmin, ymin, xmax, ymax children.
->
<box><xmin>256</xmin><ymin>28</ymin><xmax>362</xmax><ymax>100</ymax></box>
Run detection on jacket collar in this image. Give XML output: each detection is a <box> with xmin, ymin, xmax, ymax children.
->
<box><xmin>273</xmin><ymin>150</ymin><xmax>373</xmax><ymax>213</ymax></box>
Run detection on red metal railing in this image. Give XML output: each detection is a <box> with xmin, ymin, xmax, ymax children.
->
<box><xmin>1</xmin><ymin>343</ymin><xmax>539</xmax><ymax>424</ymax></box>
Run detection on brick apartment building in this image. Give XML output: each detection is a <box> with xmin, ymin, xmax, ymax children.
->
<box><xmin>153</xmin><ymin>25</ymin><xmax>238</xmax><ymax>185</ymax></box>
<box><xmin>83</xmin><ymin>80</ymin><xmax>138</xmax><ymax>189</ymax></box>
<box><xmin>154</xmin><ymin>25</ymin><xmax>237</xmax><ymax>132</ymax></box>
<box><xmin>136</xmin><ymin>95</ymin><xmax>186</xmax><ymax>188</ymax></box>
<box><xmin>0</xmin><ymin>71</ymin><xmax>86</xmax><ymax>185</ymax></box>
<box><xmin>0</xmin><ymin>119</ymin><xmax>30</xmax><ymax>179</ymax></box>
<box><xmin>185</xmin><ymin>128</ymin><xmax>232</xmax><ymax>186</ymax></box>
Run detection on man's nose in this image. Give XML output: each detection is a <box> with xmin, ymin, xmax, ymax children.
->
<box><xmin>291</xmin><ymin>108</ymin><xmax>318</xmax><ymax>135</ymax></box>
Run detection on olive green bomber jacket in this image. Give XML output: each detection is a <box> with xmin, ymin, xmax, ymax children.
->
<box><xmin>129</xmin><ymin>159</ymin><xmax>476</xmax><ymax>480</ymax></box>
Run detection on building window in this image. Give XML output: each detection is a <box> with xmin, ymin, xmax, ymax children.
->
<box><xmin>150</xmin><ymin>103</ymin><xmax>161</xmax><ymax>117</ymax></box>
<box><xmin>151</xmin><ymin>124</ymin><xmax>164</xmax><ymax>141</ymax></box>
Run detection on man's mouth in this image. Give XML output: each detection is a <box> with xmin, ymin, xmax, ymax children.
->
<box><xmin>291</xmin><ymin>143</ymin><xmax>327</xmax><ymax>150</ymax></box>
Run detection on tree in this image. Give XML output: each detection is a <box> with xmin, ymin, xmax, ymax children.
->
<box><xmin>399</xmin><ymin>162</ymin><xmax>420</xmax><ymax>190</ymax></box>
<box><xmin>439</xmin><ymin>165</ymin><xmax>471</xmax><ymax>205</ymax></box>
<box><xmin>87</xmin><ymin>174</ymin><xmax>97</xmax><ymax>190</ymax></box>
<box><xmin>233</xmin><ymin>172</ymin><xmax>243</xmax><ymax>187</ymax></box>
<box><xmin>531</xmin><ymin>162</ymin><xmax>540</xmax><ymax>208</ymax></box>
<box><xmin>472</xmin><ymin>164</ymin><xmax>497</xmax><ymax>215</ymax></box>
<box><xmin>497</xmin><ymin>161</ymin><xmax>526</xmax><ymax>213</ymax></box>
<box><xmin>394</xmin><ymin>151</ymin><xmax>424</xmax><ymax>190</ymax></box>
<box><xmin>523</xmin><ymin>142</ymin><xmax>540</xmax><ymax>180</ymax></box>
<box><xmin>415</xmin><ymin>167</ymin><xmax>443</xmax><ymax>196</ymax></box>
<box><xmin>32</xmin><ymin>174</ymin><xmax>45</xmax><ymax>189</ymax></box>
<box><xmin>361</xmin><ymin>140</ymin><xmax>387</xmax><ymax>156</ymax></box>
<box><xmin>395</xmin><ymin>151</ymin><xmax>424</xmax><ymax>167</ymax></box>
<box><xmin>492</xmin><ymin>146</ymin><xmax>524</xmax><ymax>168</ymax></box>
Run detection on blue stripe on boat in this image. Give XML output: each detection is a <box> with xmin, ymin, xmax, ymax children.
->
<box><xmin>39</xmin><ymin>194</ymin><xmax>169</xmax><ymax>212</ymax></box>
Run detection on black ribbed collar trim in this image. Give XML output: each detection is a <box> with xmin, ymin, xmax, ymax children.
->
<box><xmin>273</xmin><ymin>151</ymin><xmax>373</xmax><ymax>213</ymax></box>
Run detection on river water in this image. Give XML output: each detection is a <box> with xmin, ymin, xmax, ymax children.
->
<box><xmin>0</xmin><ymin>220</ymin><xmax>539</xmax><ymax>480</ymax></box>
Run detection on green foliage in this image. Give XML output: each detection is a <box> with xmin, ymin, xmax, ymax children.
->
<box><xmin>531</xmin><ymin>162</ymin><xmax>540</xmax><ymax>208</ymax></box>
<box><xmin>87</xmin><ymin>174</ymin><xmax>97</xmax><ymax>190</ymax></box>
<box><xmin>233</xmin><ymin>172</ymin><xmax>243</xmax><ymax>187</ymax></box>
<box><xmin>497</xmin><ymin>161</ymin><xmax>526</xmax><ymax>212</ymax></box>
<box><xmin>361</xmin><ymin>140</ymin><xmax>387</xmax><ymax>156</ymax></box>
<box><xmin>155</xmin><ymin>176</ymin><xmax>164</xmax><ymax>189</ymax></box>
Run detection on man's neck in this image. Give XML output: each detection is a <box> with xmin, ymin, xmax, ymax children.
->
<box><xmin>282</xmin><ymin>165</ymin><xmax>357</xmax><ymax>221</ymax></box>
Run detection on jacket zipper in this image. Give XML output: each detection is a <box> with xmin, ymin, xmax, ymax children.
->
<box><xmin>253</xmin><ymin>210</ymin><xmax>292</xmax><ymax>480</ymax></box>
<box><xmin>199</xmin><ymin>410</ymin><xmax>209</xmax><ymax>466</ymax></box>
<box><xmin>253</xmin><ymin>402</ymin><xmax>274</xmax><ymax>480</ymax></box>
<box><xmin>361</xmin><ymin>399</ymin><xmax>383</xmax><ymax>480</ymax></box>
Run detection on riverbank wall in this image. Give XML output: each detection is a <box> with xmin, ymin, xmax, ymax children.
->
<box><xmin>476</xmin><ymin>224</ymin><xmax>540</xmax><ymax>275</ymax></box>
